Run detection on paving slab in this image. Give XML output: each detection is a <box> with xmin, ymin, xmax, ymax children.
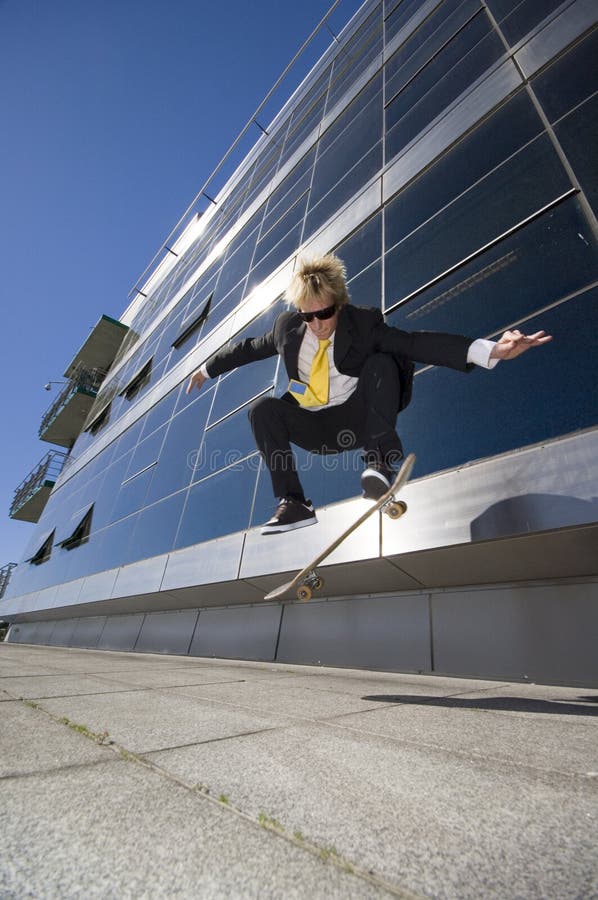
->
<box><xmin>148</xmin><ymin>720</ymin><xmax>598</xmax><ymax>900</ymax></box>
<box><xmin>0</xmin><ymin>673</ymin><xmax>146</xmax><ymax>700</ymax></box>
<box><xmin>95</xmin><ymin>662</ymin><xmax>300</xmax><ymax>688</ymax></box>
<box><xmin>36</xmin><ymin>688</ymin><xmax>292</xmax><ymax>753</ymax></box>
<box><xmin>331</xmin><ymin>699</ymin><xmax>598</xmax><ymax>775</ymax></box>
<box><xmin>165</xmin><ymin>679</ymin><xmax>388</xmax><ymax>720</ymax></box>
<box><xmin>0</xmin><ymin>702</ymin><xmax>109</xmax><ymax>777</ymax></box>
<box><xmin>0</xmin><ymin>757</ymin><xmax>391</xmax><ymax>900</ymax></box>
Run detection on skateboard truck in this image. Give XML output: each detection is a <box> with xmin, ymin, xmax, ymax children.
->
<box><xmin>264</xmin><ymin>454</ymin><xmax>416</xmax><ymax>604</ymax></box>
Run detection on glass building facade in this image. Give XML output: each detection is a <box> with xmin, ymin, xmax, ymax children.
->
<box><xmin>3</xmin><ymin>0</ymin><xmax>597</xmax><ymax>682</ymax></box>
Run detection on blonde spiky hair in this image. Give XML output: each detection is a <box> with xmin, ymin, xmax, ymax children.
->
<box><xmin>286</xmin><ymin>253</ymin><xmax>350</xmax><ymax>310</ymax></box>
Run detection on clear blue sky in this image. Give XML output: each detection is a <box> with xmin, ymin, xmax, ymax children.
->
<box><xmin>0</xmin><ymin>0</ymin><xmax>363</xmax><ymax>565</ymax></box>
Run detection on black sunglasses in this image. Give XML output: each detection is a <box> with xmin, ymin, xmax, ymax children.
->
<box><xmin>298</xmin><ymin>303</ymin><xmax>337</xmax><ymax>323</ymax></box>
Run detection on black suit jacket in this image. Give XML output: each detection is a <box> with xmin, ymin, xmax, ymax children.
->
<box><xmin>205</xmin><ymin>305</ymin><xmax>474</xmax><ymax>409</ymax></box>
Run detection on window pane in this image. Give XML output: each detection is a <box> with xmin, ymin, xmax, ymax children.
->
<box><xmin>386</xmin><ymin>195</ymin><xmax>598</xmax><ymax>345</ymax></box>
<box><xmin>347</xmin><ymin>260</ymin><xmax>382</xmax><ymax>308</ymax></box>
<box><xmin>305</xmin><ymin>143</ymin><xmax>382</xmax><ymax>238</ymax></box>
<box><xmin>263</xmin><ymin>148</ymin><xmax>316</xmax><ymax>232</ymax></box>
<box><xmin>385</xmin><ymin>0</ymin><xmax>482</xmax><ymax>102</ymax></box>
<box><xmin>195</xmin><ymin>404</ymin><xmax>261</xmax><ymax>480</ymax></box>
<box><xmin>139</xmin><ymin>386</ymin><xmax>180</xmax><ymax>439</ymax></box>
<box><xmin>385</xmin><ymin>12</ymin><xmax>504</xmax><ymax>162</ymax></box>
<box><xmin>555</xmin><ymin>95</ymin><xmax>598</xmax><ymax>220</ymax></box>
<box><xmin>327</xmin><ymin>5</ymin><xmax>383</xmax><ymax>112</ymax></box>
<box><xmin>335</xmin><ymin>213</ymin><xmax>382</xmax><ymax>281</ymax></box>
<box><xmin>209</xmin><ymin>360</ymin><xmax>278</xmax><ymax>425</ymax></box>
<box><xmin>384</xmin><ymin>89</ymin><xmax>543</xmax><ymax>246</ymax></box>
<box><xmin>395</xmin><ymin>286</ymin><xmax>598</xmax><ymax>478</ymax></box>
<box><xmin>485</xmin><ymin>0</ymin><xmax>565</xmax><ymax>46</ymax></box>
<box><xmin>175</xmin><ymin>459</ymin><xmax>260</xmax><ymax>548</ymax></box>
<box><xmin>127</xmin><ymin>492</ymin><xmax>187</xmax><ymax>563</ymax></box>
<box><xmin>144</xmin><ymin>393</ymin><xmax>212</xmax><ymax>505</ymax></box>
<box><xmin>532</xmin><ymin>28</ymin><xmax>598</xmax><ymax>124</ymax></box>
<box><xmin>384</xmin><ymin>133</ymin><xmax>571</xmax><ymax>304</ymax></box>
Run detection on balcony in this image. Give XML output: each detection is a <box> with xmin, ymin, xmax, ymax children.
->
<box><xmin>39</xmin><ymin>364</ymin><xmax>106</xmax><ymax>448</ymax></box>
<box><xmin>10</xmin><ymin>450</ymin><xmax>68</xmax><ymax>523</ymax></box>
<box><xmin>64</xmin><ymin>314</ymin><xmax>128</xmax><ymax>379</ymax></box>
<box><xmin>0</xmin><ymin>562</ymin><xmax>17</xmax><ymax>599</ymax></box>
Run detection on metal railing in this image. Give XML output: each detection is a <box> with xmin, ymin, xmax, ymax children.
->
<box><xmin>0</xmin><ymin>563</ymin><xmax>17</xmax><ymax>600</ymax></box>
<box><xmin>39</xmin><ymin>364</ymin><xmax>107</xmax><ymax>437</ymax></box>
<box><xmin>10</xmin><ymin>450</ymin><xmax>68</xmax><ymax>518</ymax></box>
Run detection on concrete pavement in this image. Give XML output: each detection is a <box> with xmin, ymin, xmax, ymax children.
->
<box><xmin>1</xmin><ymin>643</ymin><xmax>597</xmax><ymax>898</ymax></box>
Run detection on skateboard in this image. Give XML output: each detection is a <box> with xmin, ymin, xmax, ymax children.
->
<box><xmin>263</xmin><ymin>453</ymin><xmax>415</xmax><ymax>603</ymax></box>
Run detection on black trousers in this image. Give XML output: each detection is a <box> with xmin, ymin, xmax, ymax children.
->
<box><xmin>248</xmin><ymin>353</ymin><xmax>404</xmax><ymax>499</ymax></box>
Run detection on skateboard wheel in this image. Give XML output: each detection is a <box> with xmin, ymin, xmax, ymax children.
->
<box><xmin>385</xmin><ymin>500</ymin><xmax>407</xmax><ymax>519</ymax></box>
<box><xmin>297</xmin><ymin>585</ymin><xmax>312</xmax><ymax>602</ymax></box>
<box><xmin>312</xmin><ymin>576</ymin><xmax>324</xmax><ymax>591</ymax></box>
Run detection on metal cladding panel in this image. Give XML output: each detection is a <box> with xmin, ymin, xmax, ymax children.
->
<box><xmin>6</xmin><ymin>622</ymin><xmax>39</xmax><ymax>643</ymax></box>
<box><xmin>381</xmin><ymin>432</ymin><xmax>598</xmax><ymax>559</ymax></box>
<box><xmin>515</xmin><ymin>0</ymin><xmax>598</xmax><ymax>78</ymax></box>
<box><xmin>190</xmin><ymin>604</ymin><xmax>282</xmax><ymax>661</ymax></box>
<box><xmin>387</xmin><ymin>525</ymin><xmax>598</xmax><ymax>588</ymax></box>
<box><xmin>78</xmin><ymin>569</ymin><xmax>120</xmax><ymax>605</ymax></box>
<box><xmin>162</xmin><ymin>534</ymin><xmax>244</xmax><ymax>591</ymax></box>
<box><xmin>70</xmin><ymin>616</ymin><xmax>107</xmax><ymax>649</ymax></box>
<box><xmin>240</xmin><ymin>497</ymin><xmax>380</xmax><ymax>580</ymax></box>
<box><xmin>432</xmin><ymin>581</ymin><xmax>598</xmax><ymax>685</ymax></box>
<box><xmin>97</xmin><ymin>614</ymin><xmax>145</xmax><ymax>651</ymax></box>
<box><xmin>276</xmin><ymin>593</ymin><xmax>431</xmax><ymax>671</ymax></box>
<box><xmin>50</xmin><ymin>618</ymin><xmax>78</xmax><ymax>647</ymax></box>
<box><xmin>31</xmin><ymin>621</ymin><xmax>58</xmax><ymax>644</ymax></box>
<box><xmin>52</xmin><ymin>579</ymin><xmax>85</xmax><ymax>611</ymax></box>
<box><xmin>111</xmin><ymin>556</ymin><xmax>168</xmax><ymax>599</ymax></box>
<box><xmin>134</xmin><ymin>608</ymin><xmax>199</xmax><ymax>655</ymax></box>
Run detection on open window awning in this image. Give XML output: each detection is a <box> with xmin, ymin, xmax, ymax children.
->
<box><xmin>54</xmin><ymin>503</ymin><xmax>94</xmax><ymax>549</ymax></box>
<box><xmin>25</xmin><ymin>528</ymin><xmax>56</xmax><ymax>564</ymax></box>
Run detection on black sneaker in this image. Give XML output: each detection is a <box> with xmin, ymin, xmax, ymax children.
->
<box><xmin>361</xmin><ymin>464</ymin><xmax>394</xmax><ymax>501</ymax></box>
<box><xmin>261</xmin><ymin>498</ymin><xmax>317</xmax><ymax>535</ymax></box>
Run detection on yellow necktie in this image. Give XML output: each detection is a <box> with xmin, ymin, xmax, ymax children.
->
<box><xmin>308</xmin><ymin>339</ymin><xmax>330</xmax><ymax>405</ymax></box>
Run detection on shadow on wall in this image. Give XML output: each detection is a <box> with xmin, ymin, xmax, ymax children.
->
<box><xmin>470</xmin><ymin>493</ymin><xmax>598</xmax><ymax>541</ymax></box>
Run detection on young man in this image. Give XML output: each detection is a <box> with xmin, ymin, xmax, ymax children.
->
<box><xmin>186</xmin><ymin>254</ymin><xmax>552</xmax><ymax>534</ymax></box>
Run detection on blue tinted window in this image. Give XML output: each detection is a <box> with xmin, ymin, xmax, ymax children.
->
<box><xmin>305</xmin><ymin>144</ymin><xmax>382</xmax><ymax>239</ymax></box>
<box><xmin>175</xmin><ymin>459</ymin><xmax>260</xmax><ymax>548</ymax></box>
<box><xmin>311</xmin><ymin>75</ymin><xmax>382</xmax><ymax>206</ymax></box>
<box><xmin>327</xmin><ymin>5</ymin><xmax>382</xmax><ymax>112</ymax></box>
<box><xmin>109</xmin><ymin>467</ymin><xmax>153</xmax><ymax>524</ymax></box>
<box><xmin>396</xmin><ymin>287</ymin><xmax>598</xmax><ymax>477</ymax></box>
<box><xmin>335</xmin><ymin>213</ymin><xmax>382</xmax><ymax>281</ymax></box>
<box><xmin>386</xmin><ymin>0</ymin><xmax>482</xmax><ymax>101</ymax></box>
<box><xmin>209</xmin><ymin>359</ymin><xmax>278</xmax><ymax>425</ymax></box>
<box><xmin>347</xmin><ymin>260</ymin><xmax>382</xmax><ymax>309</ymax></box>
<box><xmin>384</xmin><ymin>134</ymin><xmax>571</xmax><ymax>304</ymax></box>
<box><xmin>127</xmin><ymin>492</ymin><xmax>187</xmax><ymax>563</ymax></box>
<box><xmin>384</xmin><ymin>89</ymin><xmax>543</xmax><ymax>243</ymax></box>
<box><xmin>92</xmin><ymin>515</ymin><xmax>139</xmax><ymax>572</ymax></box>
<box><xmin>195</xmin><ymin>404</ymin><xmax>262</xmax><ymax>480</ymax></box>
<box><xmin>485</xmin><ymin>0</ymin><xmax>565</xmax><ymax>46</ymax></box>
<box><xmin>385</xmin><ymin>12</ymin><xmax>504</xmax><ymax>161</ymax></box>
<box><xmin>144</xmin><ymin>392</ymin><xmax>212</xmax><ymax>505</ymax></box>
<box><xmin>139</xmin><ymin>386</ymin><xmax>180</xmax><ymax>439</ymax></box>
<box><xmin>555</xmin><ymin>95</ymin><xmax>598</xmax><ymax>220</ymax></box>
<box><xmin>386</xmin><ymin>196</ymin><xmax>598</xmax><ymax>337</ymax></box>
<box><xmin>263</xmin><ymin>148</ymin><xmax>316</xmax><ymax>232</ymax></box>
<box><xmin>532</xmin><ymin>29</ymin><xmax>598</xmax><ymax>124</ymax></box>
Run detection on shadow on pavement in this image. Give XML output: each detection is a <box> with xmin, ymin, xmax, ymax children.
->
<box><xmin>361</xmin><ymin>694</ymin><xmax>598</xmax><ymax>716</ymax></box>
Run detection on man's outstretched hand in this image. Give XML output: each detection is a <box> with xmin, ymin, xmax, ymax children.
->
<box><xmin>490</xmin><ymin>329</ymin><xmax>553</xmax><ymax>361</ymax></box>
<box><xmin>186</xmin><ymin>369</ymin><xmax>207</xmax><ymax>394</ymax></box>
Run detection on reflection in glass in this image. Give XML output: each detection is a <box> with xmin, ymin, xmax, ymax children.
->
<box><xmin>175</xmin><ymin>459</ymin><xmax>260</xmax><ymax>548</ymax></box>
